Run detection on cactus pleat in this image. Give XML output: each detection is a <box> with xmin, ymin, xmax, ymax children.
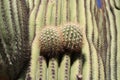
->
<box><xmin>77</xmin><ymin>0</ymin><xmax>86</xmax><ymax>26</ymax></box>
<box><xmin>98</xmin><ymin>54</ymin><xmax>105</xmax><ymax>80</ymax></box>
<box><xmin>70</xmin><ymin>53</ymin><xmax>82</xmax><ymax>80</ymax></box>
<box><xmin>28</xmin><ymin>0</ymin><xmax>34</xmax><ymax>12</ymax></box>
<box><xmin>46</xmin><ymin>0</ymin><xmax>56</xmax><ymax>26</ymax></box>
<box><xmin>0</xmin><ymin>0</ymin><xmax>29</xmax><ymax>79</ymax></box>
<box><xmin>36</xmin><ymin>56</ymin><xmax>47</xmax><ymax>80</ymax></box>
<box><xmin>82</xmin><ymin>37</ymin><xmax>91</xmax><ymax>80</ymax></box>
<box><xmin>105</xmin><ymin>12</ymin><xmax>111</xmax><ymax>80</ymax></box>
<box><xmin>35</xmin><ymin>0</ymin><xmax>47</xmax><ymax>31</ymax></box>
<box><xmin>69</xmin><ymin>0</ymin><xmax>77</xmax><ymax>22</ymax></box>
<box><xmin>59</xmin><ymin>54</ymin><xmax>70</xmax><ymax>80</ymax></box>
<box><xmin>85</xmin><ymin>0</ymin><xmax>102</xmax><ymax>80</ymax></box>
<box><xmin>29</xmin><ymin>0</ymin><xmax>41</xmax><ymax>44</ymax></box>
<box><xmin>1</xmin><ymin>0</ymin><xmax>120</xmax><ymax>80</ymax></box>
<box><xmin>48</xmin><ymin>58</ymin><xmax>58</xmax><ymax>80</ymax></box>
<box><xmin>57</xmin><ymin>0</ymin><xmax>67</xmax><ymax>25</ymax></box>
<box><xmin>28</xmin><ymin>37</ymin><xmax>41</xmax><ymax>80</ymax></box>
<box><xmin>0</xmin><ymin>35</ymin><xmax>9</xmax><ymax>79</ymax></box>
<box><xmin>105</xmin><ymin>1</ymin><xmax>118</xmax><ymax>80</ymax></box>
<box><xmin>114</xmin><ymin>10</ymin><xmax>120</xmax><ymax>80</ymax></box>
<box><xmin>0</xmin><ymin>1</ymin><xmax>9</xmax><ymax>65</ymax></box>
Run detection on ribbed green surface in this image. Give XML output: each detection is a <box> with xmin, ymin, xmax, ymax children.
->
<box><xmin>0</xmin><ymin>0</ymin><xmax>120</xmax><ymax>80</ymax></box>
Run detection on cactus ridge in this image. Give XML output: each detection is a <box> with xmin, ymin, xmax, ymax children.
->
<box><xmin>48</xmin><ymin>58</ymin><xmax>58</xmax><ymax>80</ymax></box>
<box><xmin>39</xmin><ymin>27</ymin><xmax>62</xmax><ymax>57</ymax></box>
<box><xmin>38</xmin><ymin>56</ymin><xmax>44</xmax><ymax>79</ymax></box>
<box><xmin>61</xmin><ymin>23</ymin><xmax>83</xmax><ymax>53</ymax></box>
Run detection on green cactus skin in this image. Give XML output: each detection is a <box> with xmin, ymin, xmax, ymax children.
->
<box><xmin>36</xmin><ymin>56</ymin><xmax>47</xmax><ymax>80</ymax></box>
<box><xmin>35</xmin><ymin>0</ymin><xmax>47</xmax><ymax>32</ymax></box>
<box><xmin>1</xmin><ymin>0</ymin><xmax>120</xmax><ymax>80</ymax></box>
<box><xmin>69</xmin><ymin>0</ymin><xmax>77</xmax><ymax>22</ymax></box>
<box><xmin>57</xmin><ymin>0</ymin><xmax>67</xmax><ymax>25</ymax></box>
<box><xmin>70</xmin><ymin>54</ymin><xmax>82</xmax><ymax>80</ymax></box>
<box><xmin>28</xmin><ymin>37</ymin><xmax>40</xmax><ymax>80</ymax></box>
<box><xmin>61</xmin><ymin>23</ymin><xmax>83</xmax><ymax>53</ymax></box>
<box><xmin>114</xmin><ymin>10</ymin><xmax>120</xmax><ymax>80</ymax></box>
<box><xmin>58</xmin><ymin>54</ymin><xmax>70</xmax><ymax>80</ymax></box>
<box><xmin>25</xmin><ymin>56</ymin><xmax>47</xmax><ymax>80</ymax></box>
<box><xmin>28</xmin><ymin>0</ymin><xmax>41</xmax><ymax>44</ymax></box>
<box><xmin>39</xmin><ymin>27</ymin><xmax>62</xmax><ymax>57</ymax></box>
<box><xmin>46</xmin><ymin>0</ymin><xmax>56</xmax><ymax>26</ymax></box>
<box><xmin>48</xmin><ymin>58</ymin><xmax>58</xmax><ymax>80</ymax></box>
<box><xmin>0</xmin><ymin>0</ymin><xmax>29</xmax><ymax>79</ymax></box>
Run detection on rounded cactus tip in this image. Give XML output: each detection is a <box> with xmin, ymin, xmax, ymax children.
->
<box><xmin>61</xmin><ymin>23</ymin><xmax>83</xmax><ymax>53</ymax></box>
<box><xmin>39</xmin><ymin>26</ymin><xmax>62</xmax><ymax>57</ymax></box>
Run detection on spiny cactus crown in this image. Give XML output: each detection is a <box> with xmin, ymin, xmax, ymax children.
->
<box><xmin>61</xmin><ymin>23</ymin><xmax>83</xmax><ymax>53</ymax></box>
<box><xmin>39</xmin><ymin>27</ymin><xmax>62</xmax><ymax>57</ymax></box>
<box><xmin>38</xmin><ymin>23</ymin><xmax>83</xmax><ymax>57</ymax></box>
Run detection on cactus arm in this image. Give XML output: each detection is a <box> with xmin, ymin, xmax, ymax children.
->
<box><xmin>105</xmin><ymin>1</ymin><xmax>118</xmax><ymax>80</ymax></box>
<box><xmin>56</xmin><ymin>0</ymin><xmax>61</xmax><ymax>25</ymax></box>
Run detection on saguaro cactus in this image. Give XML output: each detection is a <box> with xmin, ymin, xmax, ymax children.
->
<box><xmin>0</xmin><ymin>0</ymin><xmax>120</xmax><ymax>80</ymax></box>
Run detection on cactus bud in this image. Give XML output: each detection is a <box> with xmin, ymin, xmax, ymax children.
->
<box><xmin>61</xmin><ymin>23</ymin><xmax>83</xmax><ymax>53</ymax></box>
<box><xmin>39</xmin><ymin>27</ymin><xmax>62</xmax><ymax>57</ymax></box>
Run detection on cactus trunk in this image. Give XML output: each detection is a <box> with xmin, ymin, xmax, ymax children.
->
<box><xmin>0</xmin><ymin>0</ymin><xmax>120</xmax><ymax>80</ymax></box>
